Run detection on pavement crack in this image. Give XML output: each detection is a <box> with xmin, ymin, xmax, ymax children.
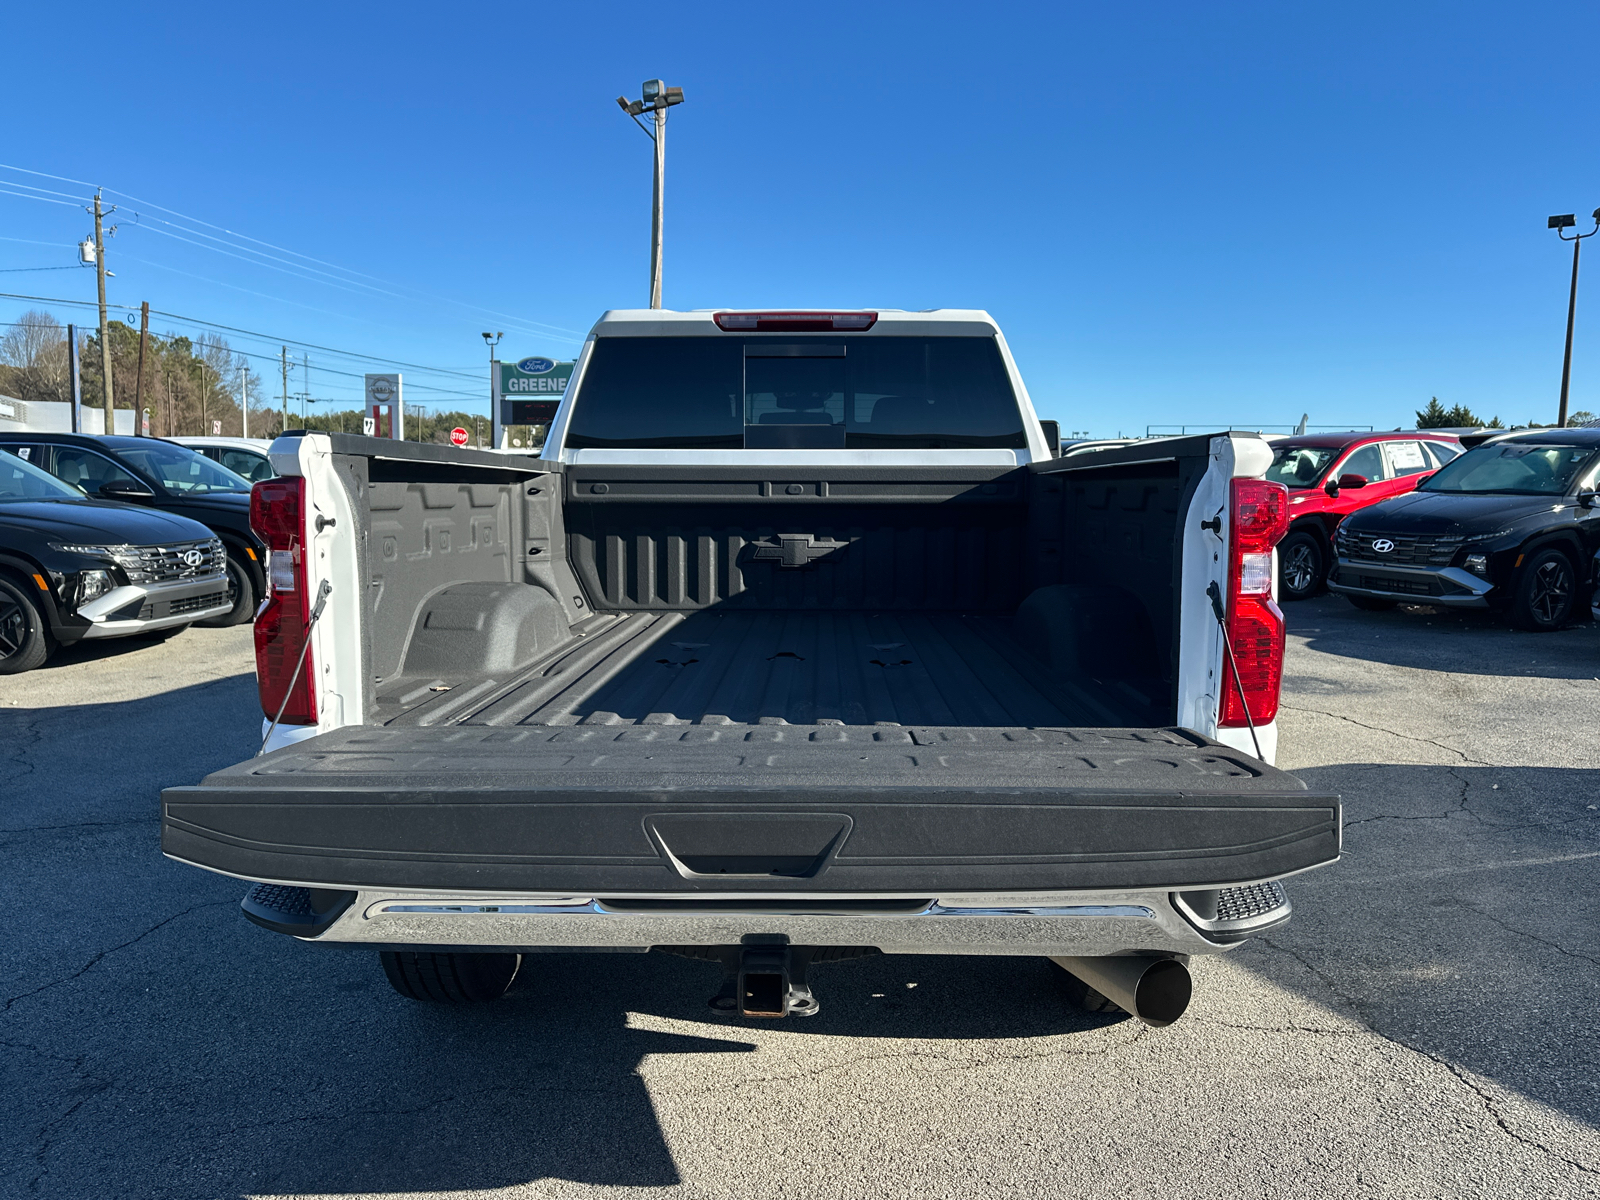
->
<box><xmin>1254</xmin><ymin>937</ymin><xmax>1600</xmax><ymax>1177</ymax></box>
<box><xmin>1280</xmin><ymin>703</ymin><xmax>1493</xmax><ymax>766</ymax></box>
<box><xmin>1453</xmin><ymin>902</ymin><xmax>1600</xmax><ymax>969</ymax></box>
<box><xmin>1</xmin><ymin>900</ymin><xmax>232</xmax><ymax>1013</ymax></box>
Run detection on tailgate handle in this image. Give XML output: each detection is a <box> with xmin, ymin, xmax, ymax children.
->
<box><xmin>644</xmin><ymin>813</ymin><xmax>853</xmax><ymax>880</ymax></box>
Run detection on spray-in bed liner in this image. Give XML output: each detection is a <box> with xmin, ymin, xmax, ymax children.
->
<box><xmin>381</xmin><ymin>609</ymin><xmax>1162</xmax><ymax>730</ymax></box>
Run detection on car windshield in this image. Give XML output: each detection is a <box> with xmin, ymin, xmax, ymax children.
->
<box><xmin>1419</xmin><ymin>443</ymin><xmax>1597</xmax><ymax>496</ymax></box>
<box><xmin>117</xmin><ymin>442</ymin><xmax>250</xmax><ymax>494</ymax></box>
<box><xmin>1265</xmin><ymin>446</ymin><xmax>1339</xmax><ymax>488</ymax></box>
<box><xmin>0</xmin><ymin>449</ymin><xmax>85</xmax><ymax>501</ymax></box>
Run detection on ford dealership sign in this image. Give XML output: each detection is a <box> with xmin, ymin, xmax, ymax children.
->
<box><xmin>517</xmin><ymin>357</ymin><xmax>556</xmax><ymax>374</ymax></box>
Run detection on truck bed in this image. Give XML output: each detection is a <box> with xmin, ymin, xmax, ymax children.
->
<box><xmin>377</xmin><ymin>607</ymin><xmax>1159</xmax><ymax>730</ymax></box>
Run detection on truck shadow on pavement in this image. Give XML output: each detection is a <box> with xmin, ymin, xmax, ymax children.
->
<box><xmin>230</xmin><ymin>950</ymin><xmax>1117</xmax><ymax>1195</ymax></box>
<box><xmin>1232</xmin><ymin>760</ymin><xmax>1600</xmax><ymax>1134</ymax></box>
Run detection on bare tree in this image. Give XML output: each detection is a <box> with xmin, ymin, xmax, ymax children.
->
<box><xmin>0</xmin><ymin>309</ymin><xmax>70</xmax><ymax>404</ymax></box>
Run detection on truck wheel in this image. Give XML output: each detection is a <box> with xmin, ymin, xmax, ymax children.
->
<box><xmin>199</xmin><ymin>550</ymin><xmax>257</xmax><ymax>627</ymax></box>
<box><xmin>1277</xmin><ymin>531</ymin><xmax>1325</xmax><ymax>601</ymax></box>
<box><xmin>0</xmin><ymin>577</ymin><xmax>53</xmax><ymax>675</ymax></box>
<box><xmin>1346</xmin><ymin>594</ymin><xmax>1397</xmax><ymax>612</ymax></box>
<box><xmin>1508</xmin><ymin>548</ymin><xmax>1576</xmax><ymax>631</ymax></box>
<box><xmin>379</xmin><ymin>950</ymin><xmax>521</xmax><ymax>1002</ymax></box>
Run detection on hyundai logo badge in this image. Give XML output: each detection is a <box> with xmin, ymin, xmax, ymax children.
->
<box><xmin>182</xmin><ymin>549</ymin><xmax>205</xmax><ymax>567</ymax></box>
<box><xmin>516</xmin><ymin>357</ymin><xmax>555</xmax><ymax>374</ymax></box>
<box><xmin>1371</xmin><ymin>538</ymin><xmax>1395</xmax><ymax>554</ymax></box>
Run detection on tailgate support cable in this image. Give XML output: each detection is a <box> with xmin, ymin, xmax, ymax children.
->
<box><xmin>1205</xmin><ymin>580</ymin><xmax>1262</xmax><ymax>760</ymax></box>
<box><xmin>257</xmin><ymin>579</ymin><xmax>333</xmax><ymax>758</ymax></box>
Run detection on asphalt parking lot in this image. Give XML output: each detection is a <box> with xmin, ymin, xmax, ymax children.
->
<box><xmin>3</xmin><ymin>596</ymin><xmax>1598</xmax><ymax>1199</ymax></box>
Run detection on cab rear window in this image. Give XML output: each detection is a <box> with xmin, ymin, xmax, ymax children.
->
<box><xmin>564</xmin><ymin>336</ymin><xmax>1026</xmax><ymax>450</ymax></box>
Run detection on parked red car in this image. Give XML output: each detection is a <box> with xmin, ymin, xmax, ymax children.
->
<box><xmin>1265</xmin><ymin>431</ymin><xmax>1464</xmax><ymax>600</ymax></box>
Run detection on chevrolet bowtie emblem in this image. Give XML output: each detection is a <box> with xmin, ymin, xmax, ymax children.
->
<box><xmin>746</xmin><ymin>534</ymin><xmax>851</xmax><ymax>568</ymax></box>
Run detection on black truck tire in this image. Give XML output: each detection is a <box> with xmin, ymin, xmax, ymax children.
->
<box><xmin>1508</xmin><ymin>547</ymin><xmax>1577</xmax><ymax>632</ymax></box>
<box><xmin>1277</xmin><ymin>530</ymin><xmax>1326</xmax><ymax>601</ymax></box>
<box><xmin>0</xmin><ymin>576</ymin><xmax>53</xmax><ymax>675</ymax></box>
<box><xmin>380</xmin><ymin>950</ymin><xmax>521</xmax><ymax>1002</ymax></box>
<box><xmin>199</xmin><ymin>550</ymin><xmax>257</xmax><ymax>628</ymax></box>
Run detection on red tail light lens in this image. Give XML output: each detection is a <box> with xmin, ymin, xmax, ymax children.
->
<box><xmin>250</xmin><ymin>478</ymin><xmax>317</xmax><ymax>725</ymax></box>
<box><xmin>713</xmin><ymin>311</ymin><xmax>877</xmax><ymax>332</ymax></box>
<box><xmin>1220</xmin><ymin>478</ymin><xmax>1289</xmax><ymax>728</ymax></box>
<box><xmin>1231</xmin><ymin>478</ymin><xmax>1288</xmax><ymax>552</ymax></box>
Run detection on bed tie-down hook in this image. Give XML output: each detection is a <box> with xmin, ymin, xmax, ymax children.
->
<box><xmin>1199</xmin><ymin>509</ymin><xmax>1223</xmax><ymax>537</ymax></box>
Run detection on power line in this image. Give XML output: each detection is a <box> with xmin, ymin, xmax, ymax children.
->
<box><xmin>0</xmin><ymin>290</ymin><xmax>493</xmax><ymax>387</ymax></box>
<box><xmin>0</xmin><ymin>163</ymin><xmax>97</xmax><ymax>188</ymax></box>
<box><xmin>0</xmin><ymin>178</ymin><xmax>94</xmax><ymax>202</ymax></box>
<box><xmin>0</xmin><ymin>187</ymin><xmax>84</xmax><ymax>207</ymax></box>
<box><xmin>0</xmin><ymin>164</ymin><xmax>586</xmax><ymax>342</ymax></box>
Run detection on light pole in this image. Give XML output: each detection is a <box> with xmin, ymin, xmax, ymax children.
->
<box><xmin>483</xmin><ymin>331</ymin><xmax>503</xmax><ymax>448</ymax></box>
<box><xmin>616</xmin><ymin>80</ymin><xmax>685</xmax><ymax>308</ymax></box>
<box><xmin>1548</xmin><ymin>209</ymin><xmax>1600</xmax><ymax>428</ymax></box>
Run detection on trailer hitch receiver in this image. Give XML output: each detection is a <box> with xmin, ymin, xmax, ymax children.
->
<box><xmin>707</xmin><ymin>943</ymin><xmax>820</xmax><ymax>1018</ymax></box>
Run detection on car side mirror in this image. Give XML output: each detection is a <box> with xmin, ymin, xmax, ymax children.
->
<box><xmin>1323</xmin><ymin>478</ymin><xmax>1339</xmax><ymax>498</ymax></box>
<box><xmin>1579</xmin><ymin>490</ymin><xmax>1599</xmax><ymax>508</ymax></box>
<box><xmin>98</xmin><ymin>479</ymin><xmax>155</xmax><ymax>500</ymax></box>
<box><xmin>1336</xmin><ymin>473</ymin><xmax>1369</xmax><ymax>490</ymax></box>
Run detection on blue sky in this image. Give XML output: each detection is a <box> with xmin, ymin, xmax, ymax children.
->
<box><xmin>3</xmin><ymin>2</ymin><xmax>1598</xmax><ymax>436</ymax></box>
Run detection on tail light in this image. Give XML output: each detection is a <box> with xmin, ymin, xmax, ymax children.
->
<box><xmin>713</xmin><ymin>311</ymin><xmax>877</xmax><ymax>332</ymax></box>
<box><xmin>250</xmin><ymin>477</ymin><xmax>317</xmax><ymax>724</ymax></box>
<box><xmin>1220</xmin><ymin>478</ymin><xmax>1289</xmax><ymax>727</ymax></box>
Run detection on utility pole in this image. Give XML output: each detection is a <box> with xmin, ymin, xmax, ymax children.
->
<box><xmin>482</xmin><ymin>331</ymin><xmax>503</xmax><ymax>447</ymax></box>
<box><xmin>1549</xmin><ymin>209</ymin><xmax>1600</xmax><ymax>428</ymax></box>
<box><xmin>133</xmin><ymin>301</ymin><xmax>149</xmax><ymax>436</ymax></box>
<box><xmin>280</xmin><ymin>346</ymin><xmax>290</xmax><ymax>433</ymax></box>
<box><xmin>241</xmin><ymin>363</ymin><xmax>249</xmax><ymax>438</ymax></box>
<box><xmin>616</xmin><ymin>80</ymin><xmax>685</xmax><ymax>308</ymax></box>
<box><xmin>67</xmin><ymin>323</ymin><xmax>82</xmax><ymax>433</ymax></box>
<box><xmin>197</xmin><ymin>359</ymin><xmax>208</xmax><ymax>436</ymax></box>
<box><xmin>303</xmin><ymin>353</ymin><xmax>309</xmax><ymax>426</ymax></box>
<box><xmin>91</xmin><ymin>191</ymin><xmax>117</xmax><ymax>433</ymax></box>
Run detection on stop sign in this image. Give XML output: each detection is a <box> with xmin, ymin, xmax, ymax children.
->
<box><xmin>450</xmin><ymin>427</ymin><xmax>469</xmax><ymax>447</ymax></box>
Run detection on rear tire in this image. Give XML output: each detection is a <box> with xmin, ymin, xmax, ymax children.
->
<box><xmin>1346</xmin><ymin>594</ymin><xmax>1397</xmax><ymax>612</ymax></box>
<box><xmin>1277</xmin><ymin>530</ymin><xmax>1326</xmax><ymax>601</ymax></box>
<box><xmin>199</xmin><ymin>551</ymin><xmax>256</xmax><ymax>627</ymax></box>
<box><xmin>1508</xmin><ymin>547</ymin><xmax>1576</xmax><ymax>631</ymax></box>
<box><xmin>379</xmin><ymin>951</ymin><xmax>521</xmax><ymax>1002</ymax></box>
<box><xmin>0</xmin><ymin>576</ymin><xmax>53</xmax><ymax>675</ymax></box>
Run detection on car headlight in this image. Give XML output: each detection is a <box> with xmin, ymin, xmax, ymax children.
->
<box><xmin>1464</xmin><ymin>554</ymin><xmax>1490</xmax><ymax>577</ymax></box>
<box><xmin>76</xmin><ymin>569</ymin><xmax>114</xmax><ymax>605</ymax></box>
<box><xmin>1461</xmin><ymin>528</ymin><xmax>1513</xmax><ymax>543</ymax></box>
<box><xmin>50</xmin><ymin>542</ymin><xmax>127</xmax><ymax>558</ymax></box>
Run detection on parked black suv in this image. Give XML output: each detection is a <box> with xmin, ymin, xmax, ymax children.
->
<box><xmin>0</xmin><ymin>434</ymin><xmax>265</xmax><ymax>626</ymax></box>
<box><xmin>1328</xmin><ymin>428</ymin><xmax>1600</xmax><ymax>630</ymax></box>
<box><xmin>0</xmin><ymin>448</ymin><xmax>230</xmax><ymax>672</ymax></box>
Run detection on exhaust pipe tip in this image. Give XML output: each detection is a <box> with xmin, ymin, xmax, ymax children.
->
<box><xmin>1049</xmin><ymin>955</ymin><xmax>1193</xmax><ymax>1028</ymax></box>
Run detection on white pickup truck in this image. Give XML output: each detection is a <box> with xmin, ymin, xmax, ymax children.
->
<box><xmin>161</xmin><ymin>308</ymin><xmax>1339</xmax><ymax>1026</ymax></box>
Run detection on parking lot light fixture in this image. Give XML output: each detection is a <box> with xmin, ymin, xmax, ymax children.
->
<box><xmin>1549</xmin><ymin>208</ymin><xmax>1600</xmax><ymax>428</ymax></box>
<box><xmin>616</xmin><ymin>78</ymin><xmax>686</xmax><ymax>309</ymax></box>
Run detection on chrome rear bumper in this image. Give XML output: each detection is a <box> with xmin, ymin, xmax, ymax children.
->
<box><xmin>246</xmin><ymin>883</ymin><xmax>1296</xmax><ymax>957</ymax></box>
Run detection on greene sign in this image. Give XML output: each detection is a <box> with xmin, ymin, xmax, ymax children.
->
<box><xmin>497</xmin><ymin>357</ymin><xmax>573</xmax><ymax>426</ymax></box>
